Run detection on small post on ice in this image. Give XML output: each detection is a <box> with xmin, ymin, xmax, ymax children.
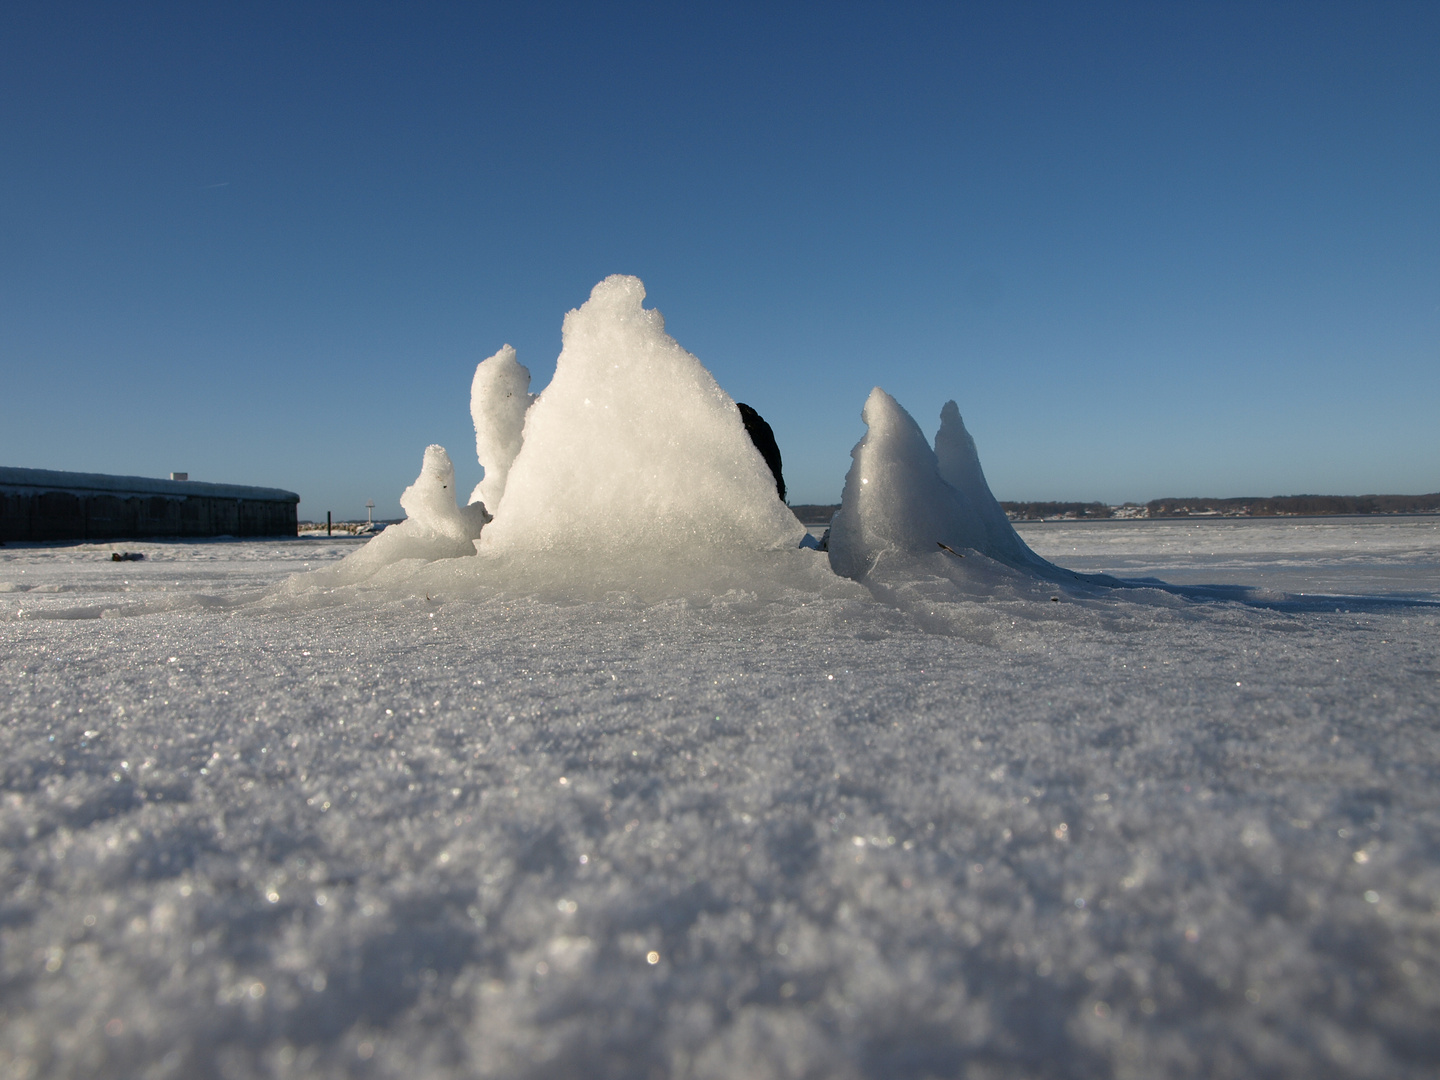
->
<box><xmin>327</xmin><ymin>511</ymin><xmax>332</xmax><ymax>537</ymax></box>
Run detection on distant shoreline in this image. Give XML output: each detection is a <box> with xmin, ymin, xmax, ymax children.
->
<box><xmin>1011</xmin><ymin>512</ymin><xmax>1440</xmax><ymax>526</ymax></box>
<box><xmin>789</xmin><ymin>495</ymin><xmax>1440</xmax><ymax>526</ymax></box>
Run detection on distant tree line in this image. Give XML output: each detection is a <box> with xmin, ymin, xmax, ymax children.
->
<box><xmin>1001</xmin><ymin>494</ymin><xmax>1440</xmax><ymax>520</ymax></box>
<box><xmin>792</xmin><ymin>495</ymin><xmax>1440</xmax><ymax>526</ymax></box>
<box><xmin>1142</xmin><ymin>494</ymin><xmax>1440</xmax><ymax>517</ymax></box>
<box><xmin>1000</xmin><ymin>502</ymin><xmax>1117</xmax><ymax>520</ymax></box>
<box><xmin>790</xmin><ymin>504</ymin><xmax>842</xmax><ymax>525</ymax></box>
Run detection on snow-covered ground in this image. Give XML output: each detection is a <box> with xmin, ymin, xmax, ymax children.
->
<box><xmin>2</xmin><ymin>518</ymin><xmax>1438</xmax><ymax>1079</ymax></box>
<box><xmin>1016</xmin><ymin>516</ymin><xmax>1440</xmax><ymax>601</ymax></box>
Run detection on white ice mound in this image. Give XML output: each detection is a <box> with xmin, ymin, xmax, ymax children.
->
<box><xmin>479</xmin><ymin>275</ymin><xmax>803</xmax><ymax>562</ymax></box>
<box><xmin>828</xmin><ymin>389</ymin><xmax>1052</xmax><ymax>580</ymax></box>
<box><xmin>336</xmin><ymin>445</ymin><xmax>487</xmax><ymax>578</ymax></box>
<box><xmin>467</xmin><ymin>344</ymin><xmax>535</xmax><ymax>510</ymax></box>
<box><xmin>933</xmin><ymin>400</ymin><xmax>1047</xmax><ymax>568</ymax></box>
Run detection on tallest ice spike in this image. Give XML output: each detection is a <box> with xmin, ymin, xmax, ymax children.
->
<box><xmin>477</xmin><ymin>275</ymin><xmax>803</xmax><ymax>559</ymax></box>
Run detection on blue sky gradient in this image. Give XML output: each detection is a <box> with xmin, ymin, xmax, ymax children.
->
<box><xmin>2</xmin><ymin>2</ymin><xmax>1436</xmax><ymax>517</ymax></box>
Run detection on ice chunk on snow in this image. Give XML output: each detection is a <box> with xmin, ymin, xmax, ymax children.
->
<box><xmin>828</xmin><ymin>388</ymin><xmax>980</xmax><ymax>580</ymax></box>
<box><xmin>479</xmin><ymin>275</ymin><xmax>802</xmax><ymax>563</ymax></box>
<box><xmin>337</xmin><ymin>445</ymin><xmax>487</xmax><ymax>578</ymax></box>
<box><xmin>933</xmin><ymin>400</ymin><xmax>1049</xmax><ymax>570</ymax></box>
<box><xmin>828</xmin><ymin>389</ymin><xmax>1054</xmax><ymax>580</ymax></box>
<box><xmin>468</xmin><ymin>344</ymin><xmax>536</xmax><ymax>510</ymax></box>
<box><xmin>399</xmin><ymin>445</ymin><xmax>487</xmax><ymax>542</ymax></box>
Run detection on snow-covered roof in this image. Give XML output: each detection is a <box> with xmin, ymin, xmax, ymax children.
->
<box><xmin>0</xmin><ymin>466</ymin><xmax>299</xmax><ymax>503</ymax></box>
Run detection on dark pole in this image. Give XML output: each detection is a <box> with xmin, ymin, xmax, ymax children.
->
<box><xmin>327</xmin><ymin>511</ymin><xmax>332</xmax><ymax>537</ymax></box>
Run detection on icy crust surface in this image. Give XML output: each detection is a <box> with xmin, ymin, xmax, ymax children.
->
<box><xmin>2</xmin><ymin>534</ymin><xmax>1440</xmax><ymax>1079</ymax></box>
<box><xmin>1019</xmin><ymin>516</ymin><xmax>1440</xmax><ymax>598</ymax></box>
<box><xmin>480</xmin><ymin>276</ymin><xmax>803</xmax><ymax>560</ymax></box>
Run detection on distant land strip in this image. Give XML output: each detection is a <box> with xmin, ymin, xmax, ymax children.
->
<box><xmin>789</xmin><ymin>495</ymin><xmax>1440</xmax><ymax>526</ymax></box>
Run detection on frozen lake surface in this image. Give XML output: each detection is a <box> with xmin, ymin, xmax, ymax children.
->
<box><xmin>2</xmin><ymin>518</ymin><xmax>1438</xmax><ymax>1079</ymax></box>
<box><xmin>1016</xmin><ymin>516</ymin><xmax>1440</xmax><ymax>602</ymax></box>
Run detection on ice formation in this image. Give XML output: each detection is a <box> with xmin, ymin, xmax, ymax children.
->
<box><xmin>327</xmin><ymin>276</ymin><xmax>824</xmax><ymax>596</ymax></box>
<box><xmin>340</xmin><ymin>277</ymin><xmax>1089</xmax><ymax>598</ymax></box>
<box><xmin>467</xmin><ymin>344</ymin><xmax>535</xmax><ymax>510</ymax></box>
<box><xmin>337</xmin><ymin>445</ymin><xmax>486</xmax><ymax>577</ymax></box>
<box><xmin>478</xmin><ymin>275</ymin><xmax>802</xmax><ymax>562</ymax></box>
<box><xmin>827</xmin><ymin>388</ymin><xmax>1056</xmax><ymax>581</ymax></box>
<box><xmin>933</xmin><ymin>399</ymin><xmax>1047</xmax><ymax>569</ymax></box>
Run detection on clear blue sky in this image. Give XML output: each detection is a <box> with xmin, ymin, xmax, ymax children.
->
<box><xmin>3</xmin><ymin>2</ymin><xmax>1436</xmax><ymax>517</ymax></box>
